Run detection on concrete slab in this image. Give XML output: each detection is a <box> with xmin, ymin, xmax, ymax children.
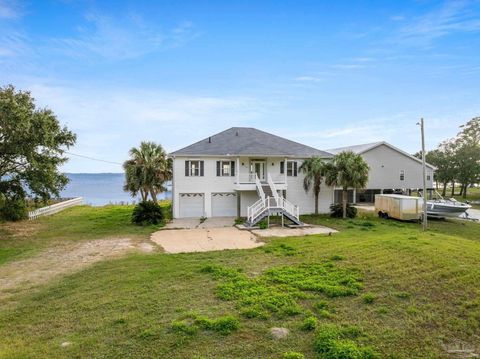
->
<box><xmin>198</xmin><ymin>217</ymin><xmax>235</xmax><ymax>229</ymax></box>
<box><xmin>150</xmin><ymin>227</ymin><xmax>263</xmax><ymax>254</ymax></box>
<box><xmin>164</xmin><ymin>218</ymin><xmax>200</xmax><ymax>229</ymax></box>
<box><xmin>252</xmin><ymin>225</ymin><xmax>337</xmax><ymax>238</ymax></box>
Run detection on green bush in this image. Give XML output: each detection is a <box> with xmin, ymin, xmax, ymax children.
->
<box><xmin>131</xmin><ymin>200</ymin><xmax>164</xmax><ymax>225</ymax></box>
<box><xmin>329</xmin><ymin>203</ymin><xmax>357</xmax><ymax>218</ymax></box>
<box><xmin>0</xmin><ymin>198</ymin><xmax>27</xmax><ymax>221</ymax></box>
<box><xmin>300</xmin><ymin>316</ymin><xmax>318</xmax><ymax>331</ymax></box>
<box><xmin>282</xmin><ymin>352</ymin><xmax>305</xmax><ymax>359</ymax></box>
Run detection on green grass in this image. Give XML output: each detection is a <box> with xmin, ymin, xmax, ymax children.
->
<box><xmin>0</xmin><ymin>201</ymin><xmax>170</xmax><ymax>265</ymax></box>
<box><xmin>0</xmin><ymin>207</ymin><xmax>480</xmax><ymax>358</ymax></box>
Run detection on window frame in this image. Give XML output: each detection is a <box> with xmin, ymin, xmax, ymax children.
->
<box><xmin>286</xmin><ymin>161</ymin><xmax>298</xmax><ymax>177</ymax></box>
<box><xmin>216</xmin><ymin>160</ymin><xmax>235</xmax><ymax>177</ymax></box>
<box><xmin>399</xmin><ymin>169</ymin><xmax>405</xmax><ymax>181</ymax></box>
<box><xmin>185</xmin><ymin>160</ymin><xmax>204</xmax><ymax>177</ymax></box>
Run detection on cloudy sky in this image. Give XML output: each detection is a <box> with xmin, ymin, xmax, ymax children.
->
<box><xmin>1</xmin><ymin>0</ymin><xmax>479</xmax><ymax>172</ymax></box>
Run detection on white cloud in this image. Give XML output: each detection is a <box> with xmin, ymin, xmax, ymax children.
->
<box><xmin>397</xmin><ymin>0</ymin><xmax>480</xmax><ymax>45</ymax></box>
<box><xmin>24</xmin><ymin>82</ymin><xmax>269</xmax><ymax>172</ymax></box>
<box><xmin>51</xmin><ymin>13</ymin><xmax>199</xmax><ymax>60</ymax></box>
<box><xmin>0</xmin><ymin>0</ymin><xmax>20</xmax><ymax>19</ymax></box>
<box><xmin>294</xmin><ymin>75</ymin><xmax>324</xmax><ymax>83</ymax></box>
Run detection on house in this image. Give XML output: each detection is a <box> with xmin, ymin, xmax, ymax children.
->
<box><xmin>169</xmin><ymin>127</ymin><xmax>435</xmax><ymax>223</ymax></box>
<box><xmin>169</xmin><ymin>127</ymin><xmax>333</xmax><ymax>225</ymax></box>
<box><xmin>327</xmin><ymin>142</ymin><xmax>436</xmax><ymax>203</ymax></box>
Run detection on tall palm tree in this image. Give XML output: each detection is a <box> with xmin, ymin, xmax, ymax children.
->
<box><xmin>324</xmin><ymin>151</ymin><xmax>369</xmax><ymax>219</ymax></box>
<box><xmin>123</xmin><ymin>141</ymin><xmax>172</xmax><ymax>202</ymax></box>
<box><xmin>299</xmin><ymin>156</ymin><xmax>326</xmax><ymax>215</ymax></box>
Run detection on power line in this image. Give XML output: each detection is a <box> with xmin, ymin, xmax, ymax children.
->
<box><xmin>65</xmin><ymin>152</ymin><xmax>123</xmax><ymax>166</ymax></box>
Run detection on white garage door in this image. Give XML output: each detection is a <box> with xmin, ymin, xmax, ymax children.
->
<box><xmin>179</xmin><ymin>193</ymin><xmax>204</xmax><ymax>218</ymax></box>
<box><xmin>212</xmin><ymin>192</ymin><xmax>237</xmax><ymax>217</ymax></box>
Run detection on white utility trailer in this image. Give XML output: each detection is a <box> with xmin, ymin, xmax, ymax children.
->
<box><xmin>375</xmin><ymin>194</ymin><xmax>422</xmax><ymax>221</ymax></box>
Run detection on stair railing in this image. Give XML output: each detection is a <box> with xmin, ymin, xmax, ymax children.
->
<box><xmin>255</xmin><ymin>174</ymin><xmax>265</xmax><ymax>201</ymax></box>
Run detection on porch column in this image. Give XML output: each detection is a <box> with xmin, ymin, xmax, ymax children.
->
<box><xmin>353</xmin><ymin>188</ymin><xmax>357</xmax><ymax>204</ymax></box>
<box><xmin>236</xmin><ymin>192</ymin><xmax>241</xmax><ymax>218</ymax></box>
<box><xmin>284</xmin><ymin>158</ymin><xmax>287</xmax><ymax>184</ymax></box>
<box><xmin>236</xmin><ymin>157</ymin><xmax>240</xmax><ymax>183</ymax></box>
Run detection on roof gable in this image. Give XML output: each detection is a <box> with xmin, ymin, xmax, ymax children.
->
<box><xmin>327</xmin><ymin>142</ymin><xmax>436</xmax><ymax>170</ymax></box>
<box><xmin>170</xmin><ymin>127</ymin><xmax>332</xmax><ymax>158</ymax></box>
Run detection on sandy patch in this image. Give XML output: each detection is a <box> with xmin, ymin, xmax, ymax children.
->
<box><xmin>150</xmin><ymin>227</ymin><xmax>263</xmax><ymax>254</ymax></box>
<box><xmin>0</xmin><ymin>238</ymin><xmax>153</xmax><ymax>300</ymax></box>
<box><xmin>252</xmin><ymin>226</ymin><xmax>337</xmax><ymax>238</ymax></box>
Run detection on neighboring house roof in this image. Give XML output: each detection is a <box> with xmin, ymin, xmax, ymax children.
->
<box><xmin>170</xmin><ymin>127</ymin><xmax>333</xmax><ymax>158</ymax></box>
<box><xmin>327</xmin><ymin>141</ymin><xmax>437</xmax><ymax>170</ymax></box>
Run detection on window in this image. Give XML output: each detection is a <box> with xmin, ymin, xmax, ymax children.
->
<box><xmin>399</xmin><ymin>170</ymin><xmax>405</xmax><ymax>181</ymax></box>
<box><xmin>287</xmin><ymin>161</ymin><xmax>298</xmax><ymax>177</ymax></box>
<box><xmin>427</xmin><ymin>172</ymin><xmax>431</xmax><ymax>181</ymax></box>
<box><xmin>216</xmin><ymin>161</ymin><xmax>235</xmax><ymax>177</ymax></box>
<box><xmin>185</xmin><ymin>160</ymin><xmax>204</xmax><ymax>177</ymax></box>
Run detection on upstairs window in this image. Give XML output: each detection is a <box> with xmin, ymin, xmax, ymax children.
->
<box><xmin>427</xmin><ymin>172</ymin><xmax>431</xmax><ymax>181</ymax></box>
<box><xmin>400</xmin><ymin>170</ymin><xmax>405</xmax><ymax>181</ymax></box>
<box><xmin>185</xmin><ymin>160</ymin><xmax>204</xmax><ymax>177</ymax></box>
<box><xmin>216</xmin><ymin>161</ymin><xmax>235</xmax><ymax>177</ymax></box>
<box><xmin>287</xmin><ymin>161</ymin><xmax>298</xmax><ymax>177</ymax></box>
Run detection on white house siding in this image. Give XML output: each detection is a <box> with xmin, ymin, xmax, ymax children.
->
<box><xmin>361</xmin><ymin>144</ymin><xmax>434</xmax><ymax>190</ymax></box>
<box><xmin>286</xmin><ymin>166</ymin><xmax>334</xmax><ymax>214</ymax></box>
<box><xmin>239</xmin><ymin>191</ymin><xmax>260</xmax><ymax>217</ymax></box>
<box><xmin>172</xmin><ymin>157</ymin><xmax>236</xmax><ymax>218</ymax></box>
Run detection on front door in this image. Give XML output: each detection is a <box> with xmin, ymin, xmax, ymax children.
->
<box><xmin>251</xmin><ymin>160</ymin><xmax>266</xmax><ymax>181</ymax></box>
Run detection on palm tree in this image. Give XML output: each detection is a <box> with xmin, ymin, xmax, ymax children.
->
<box><xmin>299</xmin><ymin>156</ymin><xmax>326</xmax><ymax>215</ymax></box>
<box><xmin>324</xmin><ymin>151</ymin><xmax>369</xmax><ymax>219</ymax></box>
<box><xmin>123</xmin><ymin>141</ymin><xmax>172</xmax><ymax>202</ymax></box>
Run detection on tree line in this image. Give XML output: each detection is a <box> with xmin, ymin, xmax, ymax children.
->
<box><xmin>419</xmin><ymin>117</ymin><xmax>480</xmax><ymax>198</ymax></box>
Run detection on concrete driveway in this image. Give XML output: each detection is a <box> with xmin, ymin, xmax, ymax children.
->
<box><xmin>164</xmin><ymin>217</ymin><xmax>235</xmax><ymax>229</ymax></box>
<box><xmin>151</xmin><ymin>227</ymin><xmax>262</xmax><ymax>253</ymax></box>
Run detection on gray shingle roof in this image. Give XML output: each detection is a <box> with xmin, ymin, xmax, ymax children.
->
<box><xmin>327</xmin><ymin>142</ymin><xmax>384</xmax><ymax>154</ymax></box>
<box><xmin>170</xmin><ymin>127</ymin><xmax>333</xmax><ymax>158</ymax></box>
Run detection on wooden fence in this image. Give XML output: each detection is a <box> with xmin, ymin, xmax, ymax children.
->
<box><xmin>28</xmin><ymin>197</ymin><xmax>84</xmax><ymax>220</ymax></box>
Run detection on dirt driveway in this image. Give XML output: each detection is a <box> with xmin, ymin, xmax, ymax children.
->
<box><xmin>150</xmin><ymin>227</ymin><xmax>263</xmax><ymax>254</ymax></box>
<box><xmin>0</xmin><ymin>238</ymin><xmax>155</xmax><ymax>301</ymax></box>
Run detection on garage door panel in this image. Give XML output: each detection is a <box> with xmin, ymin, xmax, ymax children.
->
<box><xmin>212</xmin><ymin>192</ymin><xmax>237</xmax><ymax>217</ymax></box>
<box><xmin>179</xmin><ymin>193</ymin><xmax>204</xmax><ymax>218</ymax></box>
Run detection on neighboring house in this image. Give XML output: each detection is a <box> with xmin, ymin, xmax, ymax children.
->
<box><xmin>327</xmin><ymin>142</ymin><xmax>436</xmax><ymax>203</ymax></box>
<box><xmin>169</xmin><ymin>128</ymin><xmax>435</xmax><ymax>222</ymax></box>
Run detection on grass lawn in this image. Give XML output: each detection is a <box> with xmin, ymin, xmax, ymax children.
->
<box><xmin>0</xmin><ymin>201</ymin><xmax>170</xmax><ymax>266</ymax></box>
<box><xmin>1</xmin><ymin>206</ymin><xmax>480</xmax><ymax>358</ymax></box>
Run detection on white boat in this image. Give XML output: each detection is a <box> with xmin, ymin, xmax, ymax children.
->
<box><xmin>419</xmin><ymin>190</ymin><xmax>471</xmax><ymax>218</ymax></box>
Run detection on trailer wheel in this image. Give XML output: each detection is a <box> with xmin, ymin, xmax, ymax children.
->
<box><xmin>383</xmin><ymin>212</ymin><xmax>389</xmax><ymax>219</ymax></box>
<box><xmin>377</xmin><ymin>211</ymin><xmax>383</xmax><ymax>218</ymax></box>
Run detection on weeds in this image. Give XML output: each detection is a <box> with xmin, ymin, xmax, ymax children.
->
<box><xmin>201</xmin><ymin>262</ymin><xmax>362</xmax><ymax>319</ymax></box>
<box><xmin>314</xmin><ymin>324</ymin><xmax>378</xmax><ymax>358</ymax></box>
<box><xmin>282</xmin><ymin>352</ymin><xmax>305</xmax><ymax>359</ymax></box>
<box><xmin>172</xmin><ymin>314</ymin><xmax>239</xmax><ymax>336</ymax></box>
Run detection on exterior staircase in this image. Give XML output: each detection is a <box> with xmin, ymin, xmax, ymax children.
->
<box><xmin>246</xmin><ymin>174</ymin><xmax>302</xmax><ymax>227</ymax></box>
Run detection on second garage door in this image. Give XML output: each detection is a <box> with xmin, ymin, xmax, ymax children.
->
<box><xmin>179</xmin><ymin>193</ymin><xmax>204</xmax><ymax>218</ymax></box>
<box><xmin>212</xmin><ymin>192</ymin><xmax>237</xmax><ymax>217</ymax></box>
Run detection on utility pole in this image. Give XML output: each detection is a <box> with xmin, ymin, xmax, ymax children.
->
<box><xmin>419</xmin><ymin>118</ymin><xmax>428</xmax><ymax>231</ymax></box>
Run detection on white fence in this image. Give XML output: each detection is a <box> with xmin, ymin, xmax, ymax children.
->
<box><xmin>28</xmin><ymin>197</ymin><xmax>84</xmax><ymax>220</ymax></box>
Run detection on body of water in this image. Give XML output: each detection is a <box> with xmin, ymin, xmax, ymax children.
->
<box><xmin>60</xmin><ymin>173</ymin><xmax>172</xmax><ymax>206</ymax></box>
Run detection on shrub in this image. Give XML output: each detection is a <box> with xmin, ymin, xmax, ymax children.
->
<box><xmin>258</xmin><ymin>220</ymin><xmax>268</xmax><ymax>229</ymax></box>
<box><xmin>329</xmin><ymin>203</ymin><xmax>357</xmax><ymax>218</ymax></box>
<box><xmin>0</xmin><ymin>198</ymin><xmax>27</xmax><ymax>221</ymax></box>
<box><xmin>300</xmin><ymin>316</ymin><xmax>318</xmax><ymax>331</ymax></box>
<box><xmin>131</xmin><ymin>200</ymin><xmax>164</xmax><ymax>225</ymax></box>
<box><xmin>283</xmin><ymin>352</ymin><xmax>305</xmax><ymax>359</ymax></box>
<box><xmin>234</xmin><ymin>218</ymin><xmax>244</xmax><ymax>225</ymax></box>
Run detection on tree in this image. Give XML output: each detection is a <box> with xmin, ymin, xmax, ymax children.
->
<box><xmin>324</xmin><ymin>151</ymin><xmax>369</xmax><ymax>219</ymax></box>
<box><xmin>0</xmin><ymin>85</ymin><xmax>76</xmax><ymax>219</ymax></box>
<box><xmin>123</xmin><ymin>141</ymin><xmax>172</xmax><ymax>202</ymax></box>
<box><xmin>299</xmin><ymin>156</ymin><xmax>326</xmax><ymax>215</ymax></box>
<box><xmin>454</xmin><ymin>117</ymin><xmax>480</xmax><ymax>198</ymax></box>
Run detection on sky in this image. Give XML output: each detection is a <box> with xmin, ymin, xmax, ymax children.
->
<box><xmin>1</xmin><ymin>0</ymin><xmax>479</xmax><ymax>173</ymax></box>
